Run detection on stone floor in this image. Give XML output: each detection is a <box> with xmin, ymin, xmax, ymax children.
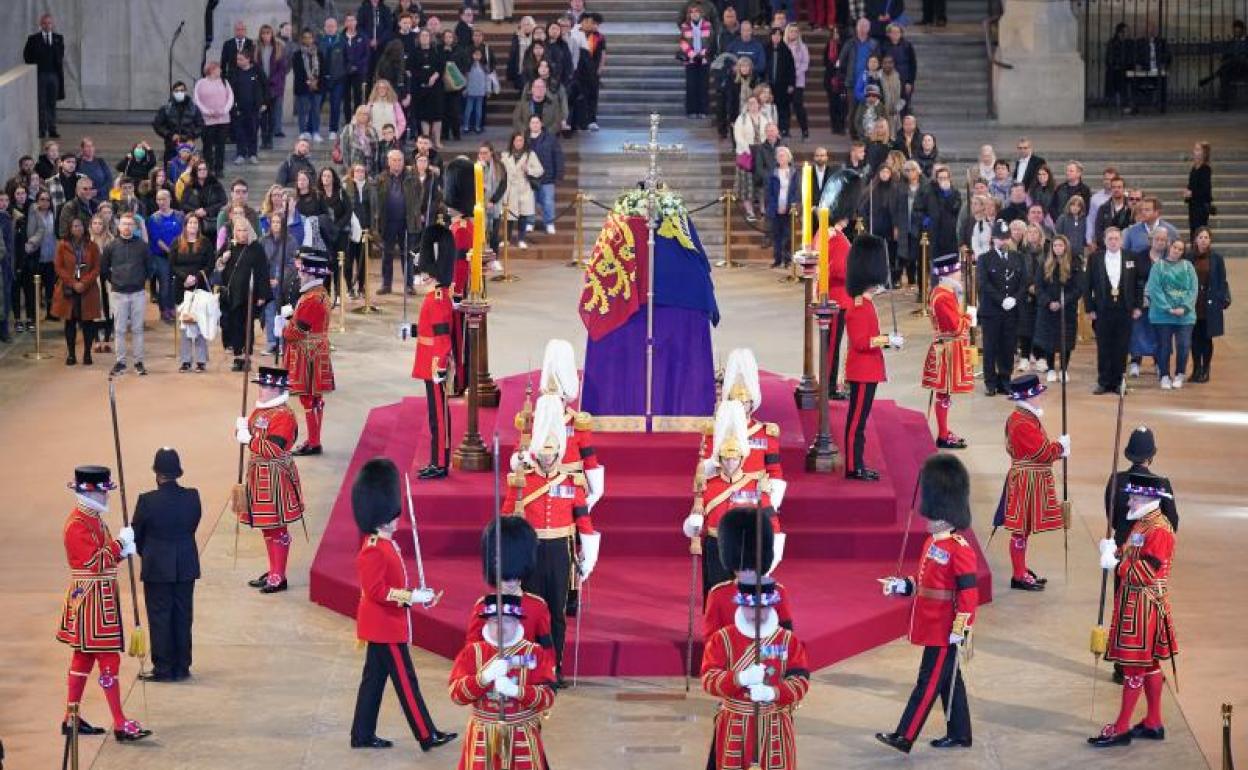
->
<box><xmin>1</xmin><ymin>120</ymin><xmax>1244</xmax><ymax>770</ymax></box>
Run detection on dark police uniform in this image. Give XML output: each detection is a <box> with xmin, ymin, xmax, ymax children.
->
<box><xmin>133</xmin><ymin>479</ymin><xmax>202</xmax><ymax>680</ymax></box>
<box><xmin>975</xmin><ymin>242</ymin><xmax>1026</xmax><ymax>394</ymax></box>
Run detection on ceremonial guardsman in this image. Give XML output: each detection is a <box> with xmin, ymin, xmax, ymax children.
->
<box><xmin>996</xmin><ymin>373</ymin><xmax>1069</xmax><ymax>591</ymax></box>
<box><xmin>703</xmin><ymin>506</ymin><xmax>795</xmax><ymax>638</ymax></box>
<box><xmin>448</xmin><ymin>196</ymin><xmax>474</xmax><ymax>395</ymax></box>
<box><xmin>876</xmin><ymin>454</ymin><xmax>979</xmax><ymax>754</ymax></box>
<box><xmin>514</xmin><ymin>339</ymin><xmax>605</xmax><ymax>511</ymax></box>
<box><xmin>701</xmin><ymin>508</ymin><xmax>810</xmax><ymax>770</ymax></box>
<box><xmin>844</xmin><ymin>234</ymin><xmax>904</xmax><ymax>481</ymax></box>
<box><xmin>503</xmin><ymin>394</ymin><xmax>602</xmax><ymax>686</ymax></box>
<box><xmin>449</xmin><ymin>594</ymin><xmax>557</xmax><ymax>770</ymax></box>
<box><xmin>279</xmin><ymin>247</ymin><xmax>336</xmax><ymax>457</ymax></box>
<box><xmin>234</xmin><ymin>366</ymin><xmax>305</xmax><ymax>593</ymax></box>
<box><xmin>701</xmin><ymin>348</ymin><xmax>785</xmax><ymax>499</ymax></box>
<box><xmin>820</xmin><ymin>168</ymin><xmax>862</xmax><ymax>402</ymax></box>
<box><xmin>685</xmin><ymin>400</ymin><xmax>782</xmax><ymax>599</ymax></box>
<box><xmin>920</xmin><ymin>252</ymin><xmax>975</xmax><ymax>449</ymax></box>
<box><xmin>411</xmin><ymin>190</ymin><xmax>457</xmax><ymax>481</ymax></box>
<box><xmin>57</xmin><ymin>465</ymin><xmax>152</xmax><ymax>742</ymax></box>
<box><xmin>465</xmin><ymin>516</ymin><xmax>555</xmax><ymax>652</ymax></box>
<box><xmin>1090</xmin><ymin>472</ymin><xmax>1178</xmax><ymax>748</ymax></box>
<box><xmin>348</xmin><ymin>458</ymin><xmax>456</xmax><ymax>753</ymax></box>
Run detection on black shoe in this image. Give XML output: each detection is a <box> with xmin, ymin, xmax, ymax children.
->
<box><xmin>1087</xmin><ymin>727</ymin><xmax>1132</xmax><ymax>747</ymax></box>
<box><xmin>66</xmin><ymin>354</ymin><xmax>77</xmax><ymax>366</ymax></box>
<box><xmin>552</xmin><ymin>673</ymin><xmax>569</xmax><ymax>690</ymax></box>
<box><xmin>931</xmin><ymin>735</ymin><xmax>972</xmax><ymax>748</ymax></box>
<box><xmin>1112</xmin><ymin>664</ymin><xmax>1124</xmax><ymax>684</ymax></box>
<box><xmin>259</xmin><ymin>578</ymin><xmax>289</xmax><ymax>594</ymax></box>
<box><xmin>134</xmin><ymin>362</ymin><xmax>147</xmax><ymax>376</ymax></box>
<box><xmin>292</xmin><ymin>443</ymin><xmax>323</xmax><ymax>456</ymax></box>
<box><xmin>830</xmin><ymin>388</ymin><xmax>848</xmax><ymax>401</ymax></box>
<box><xmin>82</xmin><ymin>352</ymin><xmax>92</xmax><ymax>365</ymax></box>
<box><xmin>846</xmin><ymin>468</ymin><xmax>880</xmax><ymax>481</ymax></box>
<box><xmin>173</xmin><ymin>670</ymin><xmax>192</xmax><ymax>681</ymax></box>
<box><xmin>376</xmin><ymin>287</ymin><xmax>392</xmax><ymax>295</ymax></box>
<box><xmin>875</xmin><ymin>732</ymin><xmax>913</xmax><ymax>754</ymax></box>
<box><xmin>1092</xmin><ymin>385</ymin><xmax>1109</xmax><ymax>395</ymax></box>
<box><xmin>419</xmin><ymin>466</ymin><xmax>449</xmax><ymax>480</ymax></box>
<box><xmin>984</xmin><ymin>385</ymin><xmax>998</xmax><ymax>396</ymax></box>
<box><xmin>231</xmin><ymin>358</ymin><xmax>245</xmax><ymax>372</ymax></box>
<box><xmin>49</xmin><ymin>129</ymin><xmax>61</xmax><ymax>139</ymax></box>
<box><xmin>110</xmin><ymin>362</ymin><xmax>127</xmax><ymax>376</ymax></box>
<box><xmin>61</xmin><ymin>718</ymin><xmax>107</xmax><ymax>736</ymax></box>
<box><xmin>196</xmin><ymin>362</ymin><xmax>207</xmax><ymax>372</ymax></box>
<box><xmin>350</xmin><ymin>735</ymin><xmax>394</xmax><ymax>749</ymax></box>
<box><xmin>138</xmin><ymin>671</ymin><xmax>176</xmax><ymax>682</ymax></box>
<box><xmin>936</xmin><ymin>435</ymin><xmax>968</xmax><ymax>449</ymax></box>
<box><xmin>1010</xmin><ymin>577</ymin><xmax>1045</xmax><ymax>591</ymax></box>
<box><xmin>113</xmin><ymin>723</ymin><xmax>152</xmax><ymax>743</ymax></box>
<box><xmin>247</xmin><ymin>572</ymin><xmax>271</xmax><ymax>588</ymax></box>
<box><xmin>1130</xmin><ymin>722</ymin><xmax>1165</xmax><ymax>740</ymax></box>
<box><xmin>179</xmin><ymin>362</ymin><xmax>192</xmax><ymax>372</ymax></box>
<box><xmin>1027</xmin><ymin>569</ymin><xmax>1048</xmax><ymax>585</ymax></box>
<box><xmin>419</xmin><ymin>731</ymin><xmax>458</xmax><ymax>752</ymax></box>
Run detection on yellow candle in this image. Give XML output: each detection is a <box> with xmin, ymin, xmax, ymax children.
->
<box><xmin>817</xmin><ymin>207</ymin><xmax>829</xmax><ymax>300</ymax></box>
<box><xmin>471</xmin><ymin>162</ymin><xmax>486</xmax><ymax>296</ymax></box>
<box><xmin>801</xmin><ymin>162</ymin><xmax>813</xmax><ymax>250</ymax></box>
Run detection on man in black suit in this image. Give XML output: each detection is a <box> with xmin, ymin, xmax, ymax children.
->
<box><xmin>1084</xmin><ymin>226</ymin><xmax>1142</xmax><ymax>395</ymax></box>
<box><xmin>220</xmin><ymin>20</ymin><xmax>256</xmax><ymax>82</ymax></box>
<box><xmin>976</xmin><ymin>219</ymin><xmax>1026</xmax><ymax>396</ymax></box>
<box><xmin>1011</xmin><ymin>137</ymin><xmax>1046</xmax><ymax>190</ymax></box>
<box><xmin>133</xmin><ymin>448</ymin><xmax>202</xmax><ymax>682</ymax></box>
<box><xmin>811</xmin><ymin>146</ymin><xmax>833</xmax><ymax>212</ymax></box>
<box><xmin>22</xmin><ymin>13</ymin><xmax>66</xmax><ymax>139</ymax></box>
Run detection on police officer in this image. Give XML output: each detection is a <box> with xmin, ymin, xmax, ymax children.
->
<box><xmin>976</xmin><ymin>219</ymin><xmax>1026</xmax><ymax>396</ymax></box>
<box><xmin>132</xmin><ymin>448</ymin><xmax>202</xmax><ymax>682</ymax></box>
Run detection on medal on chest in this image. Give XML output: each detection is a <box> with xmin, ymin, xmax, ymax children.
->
<box><xmin>549</xmin><ymin>483</ymin><xmax>576</xmax><ymax>499</ymax></box>
<box><xmin>926</xmin><ymin>543</ymin><xmax>950</xmax><ymax>565</ymax></box>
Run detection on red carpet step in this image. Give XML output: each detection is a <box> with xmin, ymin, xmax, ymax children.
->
<box><xmin>309</xmin><ymin>371</ymin><xmax>993</xmax><ymax>675</ymax></box>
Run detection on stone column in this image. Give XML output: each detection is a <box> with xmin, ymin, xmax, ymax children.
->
<box><xmin>0</xmin><ymin>66</ymin><xmax>39</xmax><ymax>173</ymax></box>
<box><xmin>994</xmin><ymin>0</ymin><xmax>1086</xmax><ymax>126</ymax></box>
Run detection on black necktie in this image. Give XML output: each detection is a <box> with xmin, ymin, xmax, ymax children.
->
<box><xmin>46</xmin><ymin>32</ymin><xmax>52</xmax><ymax>46</ymax></box>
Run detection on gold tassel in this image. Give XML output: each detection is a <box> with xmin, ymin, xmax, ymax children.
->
<box><xmin>128</xmin><ymin>624</ymin><xmax>148</xmax><ymax>659</ymax></box>
<box><xmin>1090</xmin><ymin>625</ymin><xmax>1108</xmax><ymax>655</ymax></box>
<box><xmin>230</xmin><ymin>483</ymin><xmax>247</xmax><ymax>514</ymax></box>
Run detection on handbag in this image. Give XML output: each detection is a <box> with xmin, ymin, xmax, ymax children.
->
<box><xmin>487</xmin><ymin>72</ymin><xmax>501</xmax><ymax>95</ymax></box>
<box><xmin>444</xmin><ymin>61</ymin><xmax>467</xmax><ymax>92</ymax></box>
<box><xmin>735</xmin><ymin>151</ymin><xmax>754</xmax><ymax>172</ymax></box>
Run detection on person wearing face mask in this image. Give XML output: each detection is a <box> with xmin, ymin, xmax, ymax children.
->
<box><xmin>56</xmin><ymin>465</ymin><xmax>154</xmax><ymax>742</ymax></box>
<box><xmin>347</xmin><ymin>458</ymin><xmax>455</xmax><ymax>753</ymax></box>
<box><xmin>1090</xmin><ymin>472</ymin><xmax>1178</xmax><ymax>748</ymax></box>
<box><xmin>994</xmin><ymin>373</ymin><xmax>1069</xmax><ymax>591</ymax></box>
<box><xmin>876</xmin><ymin>453</ymin><xmax>978</xmax><ymax>754</ymax></box>
<box><xmin>503</xmin><ymin>394</ymin><xmax>601</xmax><ymax>688</ymax></box>
<box><xmin>153</xmin><ymin>83</ymin><xmax>205</xmax><ymax>163</ymax></box>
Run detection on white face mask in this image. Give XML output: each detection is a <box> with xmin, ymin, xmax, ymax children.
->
<box><xmin>173</xmin><ymin>91</ymin><xmax>187</xmax><ymax>102</ymax></box>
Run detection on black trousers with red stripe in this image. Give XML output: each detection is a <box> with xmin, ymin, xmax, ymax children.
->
<box><xmin>896</xmin><ymin>644</ymin><xmax>971</xmax><ymax>742</ymax></box>
<box><xmin>844</xmin><ymin>381</ymin><xmax>877</xmax><ymax>473</ymax></box>
<box><xmin>827</xmin><ymin>308</ymin><xmax>847</xmax><ymax>395</ymax></box>
<box><xmin>351</xmin><ymin>641</ymin><xmax>438</xmax><ymax>745</ymax></box>
<box><xmin>523</xmin><ymin>537</ymin><xmax>573</xmax><ymax>673</ymax></box>
<box><xmin>423</xmin><ymin>379</ymin><xmax>451</xmax><ymax>469</ymax></box>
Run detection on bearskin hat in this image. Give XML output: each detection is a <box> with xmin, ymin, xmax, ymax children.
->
<box><xmin>817</xmin><ymin>167</ymin><xmax>864</xmax><ymax>227</ymax></box>
<box><xmin>918</xmin><ymin>453</ymin><xmax>971</xmax><ymax>531</ymax></box>
<box><xmin>481</xmin><ymin>516</ymin><xmax>539</xmax><ymax>585</ymax></box>
<box><xmin>718</xmin><ymin>506</ymin><xmax>775</xmax><ymax>575</ymax></box>
<box><xmin>416</xmin><ymin>217</ymin><xmax>457</xmax><ymax>286</ymax></box>
<box><xmin>352</xmin><ymin>458</ymin><xmax>402</xmax><ymax>534</ymax></box>
<box><xmin>845</xmin><ymin>233</ymin><xmax>889</xmax><ymax>297</ymax></box>
<box><xmin>442</xmin><ymin>156</ymin><xmax>478</xmax><ymax>217</ymax></box>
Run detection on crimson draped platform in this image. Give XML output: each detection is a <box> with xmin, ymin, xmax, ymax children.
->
<box><xmin>308</xmin><ymin>371</ymin><xmax>993</xmax><ymax>676</ymax></box>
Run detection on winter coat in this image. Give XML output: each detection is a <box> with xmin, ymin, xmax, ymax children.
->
<box><xmin>528</xmin><ymin>131</ymin><xmax>564</xmax><ymax>186</ymax></box>
<box><xmin>1032</xmin><ymin>257</ymin><xmax>1082</xmax><ymax>355</ymax></box>
<box><xmin>153</xmin><ymin>98</ymin><xmax>205</xmax><ymax>144</ymax></box>
<box><xmin>276</xmin><ymin>153</ymin><xmax>317</xmax><ymax>188</ymax></box>
<box><xmin>1190</xmin><ymin>249</ymin><xmax>1230</xmax><ymax>337</ymax></box>
<box><xmin>1147</xmin><ymin>257</ymin><xmax>1198</xmax><ymax>326</ymax></box>
<box><xmin>52</xmin><ymin>239</ymin><xmax>102</xmax><ymax>320</ymax></box>
<box><xmin>500</xmin><ymin>151</ymin><xmax>543</xmax><ymax>217</ymax></box>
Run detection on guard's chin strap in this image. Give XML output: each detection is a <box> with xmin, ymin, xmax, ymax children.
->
<box><xmin>74</xmin><ymin>494</ymin><xmax>109</xmax><ymax>515</ymax></box>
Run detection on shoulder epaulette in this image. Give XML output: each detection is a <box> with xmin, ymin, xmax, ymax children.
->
<box><xmin>951</xmin><ymin>534</ymin><xmax>970</xmax><ymax>547</ymax></box>
<box><xmin>365</xmin><ymin>534</ymin><xmax>379</xmax><ymax>547</ymax></box>
<box><xmin>524</xmin><ymin>591</ymin><xmax>549</xmax><ymax>607</ymax></box>
<box><xmin>701</xmin><ymin>418</ymin><xmax>715</xmax><ymax>436</ymax></box>
<box><xmin>574</xmin><ymin>411</ymin><xmax>593</xmax><ymax>431</ymax></box>
<box><xmin>764</xmin><ymin>422</ymin><xmax>779</xmax><ymax>438</ymax></box>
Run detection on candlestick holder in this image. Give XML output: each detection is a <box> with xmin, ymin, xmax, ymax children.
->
<box><xmin>475</xmin><ymin>248</ymin><xmax>501</xmax><ymax>408</ymax></box>
<box><xmin>792</xmin><ymin>248</ymin><xmax>819</xmax><ymax>410</ymax></box>
<box><xmin>806</xmin><ymin>298</ymin><xmax>841</xmax><ymax>472</ymax></box>
<box><xmin>453</xmin><ymin>297</ymin><xmax>492</xmax><ymax>472</ymax></box>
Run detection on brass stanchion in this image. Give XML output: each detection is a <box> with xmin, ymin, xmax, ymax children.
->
<box><xmin>779</xmin><ymin>207</ymin><xmax>800</xmax><ymax>283</ymax></box>
<box><xmin>66</xmin><ymin>701</ymin><xmax>81</xmax><ymax>770</ymax></box>
<box><xmin>806</xmin><ymin>298</ymin><xmax>841</xmax><ymax>471</ymax></box>
<box><xmin>477</xmin><ymin>243</ymin><xmax>500</xmax><ymax>408</ymax></box>
<box><xmin>717</xmin><ymin>190</ymin><xmax>738</xmax><ymax>268</ymax></box>
<box><xmin>962</xmin><ymin>247</ymin><xmax>982</xmax><ymax>370</ymax></box>
<box><xmin>793</xmin><ymin>251</ymin><xmax>819</xmax><ymax>410</ymax></box>
<box><xmin>567</xmin><ymin>191</ymin><xmax>584</xmax><ymax>268</ymax></box>
<box><xmin>1222</xmin><ymin>703</ymin><xmax>1234</xmax><ymax>770</ymax></box>
<box><xmin>910</xmin><ymin>232</ymin><xmax>931</xmax><ymax>317</ymax></box>
<box><xmin>24</xmin><ymin>274</ymin><xmax>53</xmax><ymax>360</ymax></box>
<box><xmin>167</xmin><ymin>304</ymin><xmax>178</xmax><ymax>358</ymax></box>
<box><xmin>352</xmin><ymin>232</ymin><xmax>382</xmax><ymax>314</ymax></box>
<box><xmin>336</xmin><ymin>251</ymin><xmax>347</xmax><ymax>332</ymax></box>
<box><xmin>491</xmin><ymin>208</ymin><xmax>518</xmax><ymax>283</ymax></box>
<box><xmin>452</xmin><ymin>297</ymin><xmax>492</xmax><ymax>471</ymax></box>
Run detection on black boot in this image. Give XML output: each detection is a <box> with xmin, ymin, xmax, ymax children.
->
<box><xmin>61</xmin><ymin>717</ymin><xmax>106</xmax><ymax>736</ymax></box>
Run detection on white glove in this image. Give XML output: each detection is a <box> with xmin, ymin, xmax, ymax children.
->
<box><xmin>701</xmin><ymin>458</ymin><xmax>718</xmax><ymax>479</ymax></box>
<box><xmin>118</xmin><ymin>540</ymin><xmax>137</xmax><ymax>558</ymax></box>
<box><xmin>578</xmin><ymin>531</ymin><xmax>601</xmax><ymax>580</ymax></box>
<box><xmin>236</xmin><ymin>416</ymin><xmax>249</xmax><ymax>432</ymax></box>
<box><xmin>411</xmin><ymin>587</ymin><xmax>436</xmax><ymax>605</ymax></box>
<box><xmin>768</xmin><ymin>478</ymin><xmax>787</xmax><ymax>510</ymax></box>
<box><xmin>586</xmin><ymin>466</ymin><xmax>605</xmax><ymax>512</ymax></box>
<box><xmin>949</xmin><ymin>632</ymin><xmax>965</xmax><ymax>645</ymax></box>
<box><xmin>888</xmin><ymin>333</ymin><xmax>904</xmax><ymax>349</ymax></box>
<box><xmin>736</xmin><ymin>663</ymin><xmax>766</xmax><ymax>687</ymax></box>
<box><xmin>880</xmin><ymin>577</ymin><xmax>909</xmax><ymax>596</ymax></box>
<box><xmin>768</xmin><ymin>532</ymin><xmax>786</xmax><ymax>575</ymax></box>
<box><xmin>274</xmin><ymin>315</ymin><xmax>287</xmax><ymax>337</ymax></box>
<box><xmin>1058</xmin><ymin>434</ymin><xmax>1071</xmax><ymax>457</ymax></box>
<box><xmin>1099</xmin><ymin>538</ymin><xmax>1119</xmax><ymax>570</ymax></box>
<box><xmin>494</xmin><ymin>676</ymin><xmax>520</xmax><ymax>698</ymax></box>
<box><xmin>682</xmin><ymin>512</ymin><xmax>704</xmax><ymax>538</ymax></box>
<box><xmin>480</xmin><ymin>659</ymin><xmax>510</xmax><ymax>684</ymax></box>
<box><xmin>117</xmin><ymin>526</ymin><xmax>135</xmax><ymax>548</ymax></box>
<box><xmin>236</xmin><ymin>426</ymin><xmax>252</xmax><ymax>444</ymax></box>
<box><xmin>748</xmin><ymin>684</ymin><xmax>777</xmax><ymax>703</ymax></box>
<box><xmin>280</xmin><ymin>303</ymin><xmax>294</xmax><ymax>319</ymax></box>
<box><xmin>967</xmin><ymin>305</ymin><xmax>978</xmax><ymax>327</ymax></box>
<box><xmin>1002</xmin><ymin>296</ymin><xmax>1017</xmax><ymax>311</ymax></box>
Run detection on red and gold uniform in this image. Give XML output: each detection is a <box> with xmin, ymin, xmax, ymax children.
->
<box><xmin>694</xmin><ymin>471</ymin><xmax>777</xmax><ymax>596</ymax></box>
<box><xmin>701</xmin><ymin>616</ymin><xmax>811</xmax><ymax>769</ymax></box>
<box><xmin>449</xmin><ymin>635</ymin><xmax>556</xmax><ymax>770</ymax></box>
<box><xmin>412</xmin><ymin>286</ymin><xmax>454</xmax><ymax>472</ymax></box>
<box><xmin>844</xmin><ymin>294</ymin><xmax>886</xmax><ymax>476</ymax></box>
<box><xmin>1001</xmin><ymin>404</ymin><xmax>1063</xmax><ymax>585</ymax></box>
<box><xmin>465</xmin><ymin>593</ymin><xmax>554</xmax><ymax>650</ymax></box>
<box><xmin>349</xmin><ymin>533</ymin><xmax>440</xmax><ymax>746</ymax></box>
<box><xmin>241</xmin><ymin>397</ymin><xmax>304</xmax><ymax>589</ymax></box>
<box><xmin>704</xmin><ymin>579</ymin><xmax>794</xmax><ymax>637</ymax></box>
<box><xmin>698</xmin><ymin>420</ymin><xmax>783</xmax><ymax>482</ymax></box>
<box><xmin>283</xmin><ymin>281</ymin><xmax>335</xmax><ymax>451</ymax></box>
<box><xmin>921</xmin><ymin>284</ymin><xmax>974</xmax><ymax>445</ymax></box>
<box><xmin>825</xmin><ymin>227</ymin><xmax>852</xmax><ymax>396</ymax></box>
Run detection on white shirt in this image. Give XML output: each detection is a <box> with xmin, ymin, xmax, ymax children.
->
<box><xmin>971</xmin><ymin>219</ymin><xmax>992</xmax><ymax>257</ymax></box>
<box><xmin>1105</xmin><ymin>250</ymin><xmax>1122</xmax><ymax>292</ymax></box>
<box><xmin>776</xmin><ymin>169</ymin><xmax>792</xmax><ymax>211</ymax></box>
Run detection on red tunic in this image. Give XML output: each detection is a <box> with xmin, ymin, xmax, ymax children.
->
<box><xmin>703</xmin><ymin>580</ymin><xmax>795</xmax><ymax>638</ymax></box>
<box><xmin>1002</xmin><ymin>407</ymin><xmax>1063</xmax><ymax>535</ymax></box>
<box><xmin>502</xmin><ymin>469</ymin><xmax>594</xmax><ymax>539</ymax></box>
<box><xmin>412</xmin><ymin>287</ymin><xmax>454</xmax><ymax>381</ymax></box>
<box><xmin>241</xmin><ymin>403</ymin><xmax>305</xmax><ymax>529</ymax></box>
<box><xmin>356</xmin><ymin>534</ymin><xmax>416</xmax><ymax>644</ymax></box>
<box><xmin>701</xmin><ymin>622</ymin><xmax>810</xmax><ymax>770</ymax></box>
<box><xmin>697</xmin><ymin>419</ymin><xmax>783</xmax><ymax>481</ymax></box>
<box><xmin>904</xmin><ymin>531</ymin><xmax>979</xmax><ymax>647</ymax></box>
<box><xmin>844</xmin><ymin>295</ymin><xmax>886</xmax><ymax>383</ymax></box>
<box><xmin>921</xmin><ymin>285</ymin><xmax>974</xmax><ymax>395</ymax></box>
<box><xmin>1106</xmin><ymin>512</ymin><xmax>1178</xmax><ymax>665</ymax></box>
<box><xmin>448</xmin><ymin>638</ymin><xmax>557</xmax><ymax>770</ymax></box>
<box><xmin>826</xmin><ymin>229</ymin><xmax>852</xmax><ymax>308</ymax></box>
<box><xmin>449</xmin><ymin>218</ymin><xmax>473</xmax><ymax>391</ymax></box>
<box><xmin>283</xmin><ymin>284</ymin><xmax>336</xmax><ymax>395</ymax></box>
<box><xmin>696</xmin><ymin>472</ymin><xmax>778</xmax><ymax>536</ymax></box>
<box><xmin>56</xmin><ymin>508</ymin><xmax>125</xmax><ymax>652</ymax></box>
<box><xmin>465</xmin><ymin>593</ymin><xmax>554</xmax><ymax>650</ymax></box>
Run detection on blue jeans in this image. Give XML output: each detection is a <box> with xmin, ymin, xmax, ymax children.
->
<box><xmin>324</xmin><ymin>80</ymin><xmax>345</xmax><ymax>131</ymax></box>
<box><xmin>537</xmin><ymin>183</ymin><xmax>556</xmax><ymax>227</ymax></box>
<box><xmin>1155</xmin><ymin>324</ymin><xmax>1192</xmax><ymax>378</ymax></box>
<box><xmin>462</xmin><ymin>95</ymin><xmax>485</xmax><ymax>132</ymax></box>
<box><xmin>771</xmin><ymin>210</ymin><xmax>792</xmax><ymax>266</ymax></box>
<box><xmin>151</xmin><ymin>255</ymin><xmax>172</xmax><ymax>312</ymax></box>
<box><xmin>263</xmin><ymin>300</ymin><xmax>278</xmax><ymax>350</ymax></box>
<box><xmin>296</xmin><ymin>92</ymin><xmax>322</xmax><ymax>135</ymax></box>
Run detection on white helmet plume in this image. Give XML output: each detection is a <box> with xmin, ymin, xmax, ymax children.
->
<box><xmin>540</xmin><ymin>339</ymin><xmax>579</xmax><ymax>401</ymax></box>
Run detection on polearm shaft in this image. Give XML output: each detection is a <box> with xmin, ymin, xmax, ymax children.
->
<box><xmin>107</xmin><ymin>380</ymin><xmax>145</xmax><ymax>656</ymax></box>
<box><xmin>274</xmin><ymin>198</ymin><xmax>292</xmax><ymax>364</ymax></box>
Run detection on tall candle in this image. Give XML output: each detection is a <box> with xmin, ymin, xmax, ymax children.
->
<box><xmin>471</xmin><ymin>162</ymin><xmax>486</xmax><ymax>296</ymax></box>
<box><xmin>801</xmin><ymin>162</ymin><xmax>813</xmax><ymax>250</ymax></box>
<box><xmin>817</xmin><ymin>207</ymin><xmax>829</xmax><ymax>300</ymax></box>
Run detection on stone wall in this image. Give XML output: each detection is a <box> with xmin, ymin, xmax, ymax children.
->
<box><xmin>0</xmin><ymin>65</ymin><xmax>39</xmax><ymax>174</ymax></box>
